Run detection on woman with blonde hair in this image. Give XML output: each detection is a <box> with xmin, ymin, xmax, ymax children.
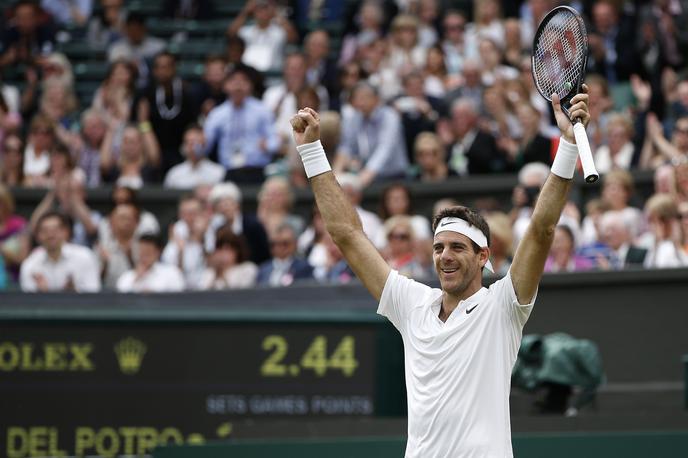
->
<box><xmin>257</xmin><ymin>176</ymin><xmax>304</xmax><ymax>237</ymax></box>
<box><xmin>382</xmin><ymin>215</ymin><xmax>428</xmax><ymax>280</ymax></box>
<box><xmin>594</xmin><ymin>114</ymin><xmax>636</xmax><ymax>173</ymax></box>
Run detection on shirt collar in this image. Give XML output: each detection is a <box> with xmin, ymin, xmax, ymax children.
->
<box><xmin>430</xmin><ymin>286</ymin><xmax>488</xmax><ymax>316</ymax></box>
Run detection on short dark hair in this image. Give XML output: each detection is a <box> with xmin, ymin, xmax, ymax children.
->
<box><xmin>138</xmin><ymin>233</ymin><xmax>162</xmax><ymax>251</ymax></box>
<box><xmin>126</xmin><ymin>12</ymin><xmax>146</xmax><ymax>26</ymax></box>
<box><xmin>155</xmin><ymin>50</ymin><xmax>177</xmax><ymax>64</ymax></box>
<box><xmin>432</xmin><ymin>206</ymin><xmax>490</xmax><ymax>252</ymax></box>
<box><xmin>215</xmin><ymin>224</ymin><xmax>250</xmax><ymax>263</ymax></box>
<box><xmin>36</xmin><ymin>210</ymin><xmax>70</xmax><ymax>232</ymax></box>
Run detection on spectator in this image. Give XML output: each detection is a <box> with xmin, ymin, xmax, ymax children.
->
<box><xmin>41</xmin><ymin>0</ymin><xmax>93</xmax><ymax>27</ymax></box>
<box><xmin>654</xmin><ymin>163</ymin><xmax>677</xmax><ymax>195</ymax></box>
<box><xmin>639</xmin><ymin>193</ymin><xmax>688</xmax><ymax>268</ymax></box>
<box><xmin>587</xmin><ymin>0</ymin><xmax>639</xmax><ymax>83</ymax></box>
<box><xmin>137</xmin><ymin>51</ymin><xmax>199</xmax><ymax>173</ymax></box>
<box><xmin>599</xmin><ymin>170</ymin><xmax>644</xmax><ymax>239</ymax></box>
<box><xmin>70</xmin><ymin>109</ymin><xmax>108</xmax><ymax>188</ymax></box>
<box><xmin>23</xmin><ymin>115</ymin><xmax>56</xmax><ymax>186</ymax></box>
<box><xmin>679</xmin><ymin>201</ymin><xmax>688</xmax><ymax>253</ymax></box>
<box><xmin>195</xmin><ymin>55</ymin><xmax>227</xmax><ymax>120</ymax></box>
<box><xmin>332</xmin><ymin>61</ymin><xmax>366</xmax><ymax>114</ymax></box>
<box><xmin>445</xmin><ymin>97</ymin><xmax>507</xmax><ymax>175</ymax></box>
<box><xmin>640</xmin><ymin>114</ymin><xmax>688</xmax><ymax>169</ymax></box>
<box><xmin>423</xmin><ymin>45</ymin><xmax>450</xmax><ymax>98</ymax></box>
<box><xmin>163</xmin><ymin>0</ymin><xmax>213</xmax><ymax>20</ymax></box>
<box><xmin>335</xmin><ymin>173</ymin><xmax>384</xmax><ymax>248</ymax></box>
<box><xmin>117</xmin><ymin>234</ymin><xmax>185</xmax><ymax>292</ymax></box>
<box><xmin>97</xmin><ymin>202</ymin><xmax>140</xmax><ymax>289</ymax></box>
<box><xmin>441</xmin><ymin>10</ymin><xmax>474</xmax><ymax>76</ymax></box>
<box><xmin>29</xmin><ymin>169</ymin><xmax>100</xmax><ymax>247</ymax></box>
<box><xmin>409</xmin><ymin>132</ymin><xmax>455</xmax><ymax>182</ymax></box>
<box><xmin>92</xmin><ymin>59</ymin><xmax>137</xmax><ymax>125</ymax></box>
<box><xmin>263</xmin><ymin>52</ymin><xmax>329</xmax><ymax>148</ymax></box>
<box><xmin>164</xmin><ymin>125</ymin><xmax>224</xmax><ymax>189</ymax></box>
<box><xmin>597</xmin><ymin>210</ymin><xmax>647</xmax><ymax>269</ymax></box>
<box><xmin>227</xmin><ymin>0</ymin><xmax>297</xmax><ymax>73</ymax></box>
<box><xmin>161</xmin><ymin>195</ymin><xmax>209</xmax><ymax>289</ymax></box>
<box><xmin>199</xmin><ymin>229</ymin><xmax>258</xmax><ymax>290</ymax></box>
<box><xmin>382</xmin><ymin>215</ymin><xmax>428</xmax><ymax>280</ymax></box>
<box><xmin>257</xmin><ymin>222</ymin><xmax>313</xmax><ymax>287</ymax></box>
<box><xmin>256</xmin><ymin>176</ymin><xmax>304</xmax><ymax>237</ymax></box>
<box><xmin>636</xmin><ymin>1</ymin><xmax>687</xmax><ymax>82</ymax></box>
<box><xmin>377</xmin><ymin>182</ymin><xmax>432</xmax><ymax>243</ymax></box>
<box><xmin>0</xmin><ymin>184</ymin><xmax>29</xmax><ymax>285</ymax></box>
<box><xmin>0</xmin><ymin>134</ymin><xmax>25</xmax><ymax>186</ymax></box>
<box><xmin>107</xmin><ymin>13</ymin><xmax>166</xmax><ymax>87</ymax></box>
<box><xmin>415</xmin><ymin>0</ymin><xmax>440</xmax><ymax>48</ymax></box>
<box><xmin>205</xmin><ymin>182</ymin><xmax>271</xmax><ymax>265</ymax></box>
<box><xmin>478</xmin><ymin>38</ymin><xmax>518</xmax><ymax>86</ymax></box>
<box><xmin>384</xmin><ymin>14</ymin><xmax>427</xmax><ymax>75</ymax></box>
<box><xmin>585</xmin><ymin>74</ymin><xmax>614</xmax><ymax>153</ymax></box>
<box><xmin>303</xmin><ymin>29</ymin><xmax>338</xmax><ymax>101</ymax></box>
<box><xmin>502</xmin><ymin>18</ymin><xmax>524</xmax><ymax>69</ymax></box>
<box><xmin>101</xmin><ymin>124</ymin><xmax>161</xmax><ymax>187</ymax></box>
<box><xmin>297</xmin><ymin>205</ymin><xmax>328</xmax><ymax>274</ymax></box>
<box><xmin>484</xmin><ymin>212</ymin><xmax>513</xmax><ymax>276</ymax></box>
<box><xmin>511</xmin><ymin>162</ymin><xmax>549</xmax><ymax>247</ymax></box>
<box><xmin>0</xmin><ymin>0</ymin><xmax>55</xmax><ymax>68</ymax></box>
<box><xmin>339</xmin><ymin>0</ymin><xmax>385</xmax><ymax>67</ymax></box>
<box><xmin>87</xmin><ymin>0</ymin><xmax>126</xmax><ymax>47</ymax></box>
<box><xmin>0</xmin><ymin>71</ymin><xmax>21</xmax><ymax>114</ymax></box>
<box><xmin>466</xmin><ymin>0</ymin><xmax>504</xmax><ymax>49</ymax></box>
<box><xmin>38</xmin><ymin>80</ymin><xmax>78</xmax><ymax>139</ymax></box>
<box><xmin>336</xmin><ymin>82</ymin><xmax>409</xmax><ymax>187</ymax></box>
<box><xmin>224</xmin><ymin>36</ymin><xmax>265</xmax><ymax>98</ymax></box>
<box><xmin>315</xmin><ymin>231</ymin><xmax>354</xmax><ymax>284</ymax></box>
<box><xmin>20</xmin><ymin>211</ymin><xmax>101</xmax><ymax>292</ymax></box>
<box><xmin>445</xmin><ymin>58</ymin><xmax>484</xmax><ymax>111</ymax></box>
<box><xmin>594</xmin><ymin>114</ymin><xmax>636</xmax><ymax>173</ymax></box>
<box><xmin>392</xmin><ymin>70</ymin><xmax>443</xmax><ymax>160</ymax></box>
<box><xmin>107</xmin><ymin>184</ymin><xmax>160</xmax><ymax>235</ymax></box>
<box><xmin>501</xmin><ymin>103</ymin><xmax>553</xmax><ymax>170</ymax></box>
<box><xmin>204</xmin><ymin>66</ymin><xmax>280</xmax><ymax>183</ymax></box>
<box><xmin>544</xmin><ymin>225</ymin><xmax>594</xmax><ymax>273</ymax></box>
<box><xmin>0</xmin><ymin>93</ymin><xmax>22</xmax><ymax>146</ymax></box>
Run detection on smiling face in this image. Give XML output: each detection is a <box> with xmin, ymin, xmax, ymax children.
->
<box><xmin>432</xmin><ymin>231</ymin><xmax>486</xmax><ymax>297</ymax></box>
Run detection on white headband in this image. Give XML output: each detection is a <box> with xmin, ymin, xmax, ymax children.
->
<box><xmin>435</xmin><ymin>217</ymin><xmax>494</xmax><ymax>272</ymax></box>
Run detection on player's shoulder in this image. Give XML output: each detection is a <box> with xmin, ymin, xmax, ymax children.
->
<box><xmin>385</xmin><ymin>269</ymin><xmax>441</xmax><ymax>307</ymax></box>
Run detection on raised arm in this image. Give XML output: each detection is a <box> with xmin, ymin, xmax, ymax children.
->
<box><xmin>291</xmin><ymin>108</ymin><xmax>390</xmax><ymax>300</ymax></box>
<box><xmin>510</xmin><ymin>86</ymin><xmax>590</xmax><ymax>304</ymax></box>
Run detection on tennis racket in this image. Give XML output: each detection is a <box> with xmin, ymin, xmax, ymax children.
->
<box><xmin>531</xmin><ymin>6</ymin><xmax>599</xmax><ymax>183</ymax></box>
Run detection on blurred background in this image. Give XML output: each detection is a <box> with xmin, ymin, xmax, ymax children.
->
<box><xmin>0</xmin><ymin>0</ymin><xmax>687</xmax><ymax>457</ymax></box>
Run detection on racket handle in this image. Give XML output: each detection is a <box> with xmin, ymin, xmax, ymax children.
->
<box><xmin>573</xmin><ymin>121</ymin><xmax>599</xmax><ymax>183</ymax></box>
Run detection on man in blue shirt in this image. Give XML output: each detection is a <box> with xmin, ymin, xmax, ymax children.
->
<box><xmin>204</xmin><ymin>65</ymin><xmax>280</xmax><ymax>183</ymax></box>
<box><xmin>335</xmin><ymin>82</ymin><xmax>409</xmax><ymax>188</ymax></box>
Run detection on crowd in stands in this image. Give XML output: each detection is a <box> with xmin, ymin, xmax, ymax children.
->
<box><xmin>1</xmin><ymin>0</ymin><xmax>688</xmax><ymax>292</ymax></box>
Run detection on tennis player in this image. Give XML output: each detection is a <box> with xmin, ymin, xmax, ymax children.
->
<box><xmin>290</xmin><ymin>87</ymin><xmax>589</xmax><ymax>457</ymax></box>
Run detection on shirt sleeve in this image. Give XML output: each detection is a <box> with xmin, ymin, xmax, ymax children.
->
<box><xmin>490</xmin><ymin>269</ymin><xmax>536</xmax><ymax>330</ymax></box>
<box><xmin>377</xmin><ymin>269</ymin><xmax>433</xmax><ymax>334</ymax></box>
<box><xmin>19</xmin><ymin>258</ymin><xmax>37</xmax><ymax>292</ymax></box>
<box><xmin>75</xmin><ymin>250</ymin><xmax>102</xmax><ymax>292</ymax></box>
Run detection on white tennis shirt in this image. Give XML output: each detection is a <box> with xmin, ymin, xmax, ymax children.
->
<box><xmin>378</xmin><ymin>269</ymin><xmax>535</xmax><ymax>458</ymax></box>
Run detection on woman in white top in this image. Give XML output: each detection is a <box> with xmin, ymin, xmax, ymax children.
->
<box><xmin>199</xmin><ymin>229</ymin><xmax>258</xmax><ymax>290</ymax></box>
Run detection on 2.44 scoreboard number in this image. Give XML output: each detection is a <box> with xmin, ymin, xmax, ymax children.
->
<box><xmin>260</xmin><ymin>335</ymin><xmax>358</xmax><ymax>378</ymax></box>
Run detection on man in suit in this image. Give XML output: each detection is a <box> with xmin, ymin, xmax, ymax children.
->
<box><xmin>446</xmin><ymin>97</ymin><xmax>507</xmax><ymax>175</ymax></box>
<box><xmin>257</xmin><ymin>222</ymin><xmax>313</xmax><ymax>286</ymax></box>
<box><xmin>598</xmin><ymin>210</ymin><xmax>647</xmax><ymax>269</ymax></box>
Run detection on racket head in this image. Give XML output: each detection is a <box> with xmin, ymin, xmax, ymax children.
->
<box><xmin>531</xmin><ymin>6</ymin><xmax>588</xmax><ymax>106</ymax></box>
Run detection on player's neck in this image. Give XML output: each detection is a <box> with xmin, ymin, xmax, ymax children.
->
<box><xmin>440</xmin><ymin>281</ymin><xmax>482</xmax><ymax>319</ymax></box>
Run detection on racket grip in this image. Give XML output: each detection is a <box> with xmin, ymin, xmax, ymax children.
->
<box><xmin>573</xmin><ymin>121</ymin><xmax>599</xmax><ymax>183</ymax></box>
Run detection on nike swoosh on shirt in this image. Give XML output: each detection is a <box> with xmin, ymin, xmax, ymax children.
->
<box><xmin>466</xmin><ymin>304</ymin><xmax>479</xmax><ymax>314</ymax></box>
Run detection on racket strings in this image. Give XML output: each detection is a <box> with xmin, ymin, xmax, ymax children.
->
<box><xmin>533</xmin><ymin>11</ymin><xmax>586</xmax><ymax>101</ymax></box>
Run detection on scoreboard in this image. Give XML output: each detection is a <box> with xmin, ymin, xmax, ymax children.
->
<box><xmin>0</xmin><ymin>303</ymin><xmax>405</xmax><ymax>458</ymax></box>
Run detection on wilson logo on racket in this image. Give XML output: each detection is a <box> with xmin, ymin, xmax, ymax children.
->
<box><xmin>544</xmin><ymin>30</ymin><xmax>578</xmax><ymax>81</ymax></box>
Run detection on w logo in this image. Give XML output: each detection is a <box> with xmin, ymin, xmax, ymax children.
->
<box><xmin>543</xmin><ymin>30</ymin><xmax>578</xmax><ymax>82</ymax></box>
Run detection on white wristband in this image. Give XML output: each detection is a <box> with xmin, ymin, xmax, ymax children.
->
<box><xmin>550</xmin><ymin>137</ymin><xmax>578</xmax><ymax>180</ymax></box>
<box><xmin>296</xmin><ymin>140</ymin><xmax>331</xmax><ymax>179</ymax></box>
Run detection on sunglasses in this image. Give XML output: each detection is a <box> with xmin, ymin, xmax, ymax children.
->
<box><xmin>270</xmin><ymin>240</ymin><xmax>292</xmax><ymax>247</ymax></box>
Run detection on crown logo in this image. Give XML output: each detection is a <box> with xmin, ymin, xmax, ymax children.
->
<box><xmin>114</xmin><ymin>337</ymin><xmax>147</xmax><ymax>375</ymax></box>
